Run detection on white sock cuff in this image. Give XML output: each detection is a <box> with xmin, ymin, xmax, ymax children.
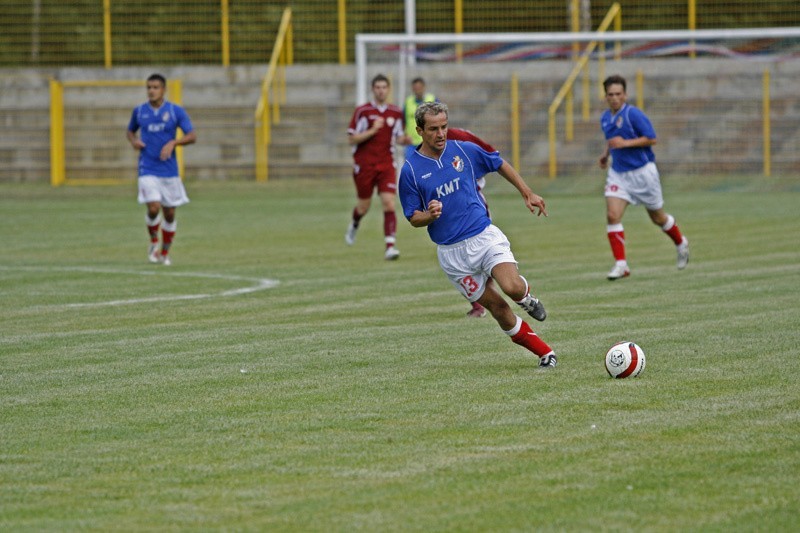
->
<box><xmin>146</xmin><ymin>213</ymin><xmax>162</xmax><ymax>226</ymax></box>
<box><xmin>503</xmin><ymin>315</ymin><xmax>523</xmax><ymax>337</ymax></box>
<box><xmin>661</xmin><ymin>214</ymin><xmax>675</xmax><ymax>231</ymax></box>
<box><xmin>607</xmin><ymin>223</ymin><xmax>624</xmax><ymax>233</ymax></box>
<box><xmin>384</xmin><ymin>235</ymin><xmax>396</xmax><ymax>245</ymax></box>
<box><xmin>162</xmin><ymin>219</ymin><xmax>177</xmax><ymax>232</ymax></box>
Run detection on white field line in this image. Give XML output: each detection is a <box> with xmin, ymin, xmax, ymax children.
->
<box><xmin>1</xmin><ymin>265</ymin><xmax>280</xmax><ymax>309</ymax></box>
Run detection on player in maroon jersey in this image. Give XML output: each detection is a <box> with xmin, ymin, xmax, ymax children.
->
<box><xmin>345</xmin><ymin>74</ymin><xmax>409</xmax><ymax>260</ymax></box>
<box><xmin>446</xmin><ymin>127</ymin><xmax>497</xmax><ymax>318</ymax></box>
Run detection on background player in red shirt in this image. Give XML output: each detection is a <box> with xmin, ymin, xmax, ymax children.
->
<box><xmin>345</xmin><ymin>74</ymin><xmax>409</xmax><ymax>260</ymax></box>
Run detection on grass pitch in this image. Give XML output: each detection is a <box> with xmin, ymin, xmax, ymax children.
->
<box><xmin>1</xmin><ymin>178</ymin><xmax>798</xmax><ymax>531</ymax></box>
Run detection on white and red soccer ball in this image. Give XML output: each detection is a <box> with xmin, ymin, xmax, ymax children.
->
<box><xmin>605</xmin><ymin>341</ymin><xmax>646</xmax><ymax>378</ymax></box>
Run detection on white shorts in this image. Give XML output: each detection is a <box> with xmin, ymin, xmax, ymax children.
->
<box><xmin>605</xmin><ymin>162</ymin><xmax>664</xmax><ymax>210</ymax></box>
<box><xmin>137</xmin><ymin>175</ymin><xmax>190</xmax><ymax>207</ymax></box>
<box><xmin>436</xmin><ymin>224</ymin><xmax>518</xmax><ymax>303</ymax></box>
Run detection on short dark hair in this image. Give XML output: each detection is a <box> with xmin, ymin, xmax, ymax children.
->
<box><xmin>411</xmin><ymin>77</ymin><xmax>425</xmax><ymax>85</ymax></box>
<box><xmin>147</xmin><ymin>73</ymin><xmax>167</xmax><ymax>87</ymax></box>
<box><xmin>371</xmin><ymin>74</ymin><xmax>390</xmax><ymax>87</ymax></box>
<box><xmin>603</xmin><ymin>74</ymin><xmax>626</xmax><ymax>93</ymax></box>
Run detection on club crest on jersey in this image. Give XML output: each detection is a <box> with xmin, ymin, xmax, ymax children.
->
<box><xmin>615</xmin><ymin>116</ymin><xmax>624</xmax><ymax>128</ymax></box>
<box><xmin>451</xmin><ymin>156</ymin><xmax>465</xmax><ymax>172</ymax></box>
<box><xmin>162</xmin><ymin>112</ymin><xmax>170</xmax><ymax>122</ymax></box>
<box><xmin>386</xmin><ymin>117</ymin><xmax>395</xmax><ymax>127</ymax></box>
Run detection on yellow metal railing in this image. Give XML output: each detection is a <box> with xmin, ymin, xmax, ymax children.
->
<box><xmin>548</xmin><ymin>3</ymin><xmax>622</xmax><ymax>179</ymax></box>
<box><xmin>254</xmin><ymin>7</ymin><xmax>293</xmax><ymax>182</ymax></box>
<box><xmin>50</xmin><ymin>79</ymin><xmax>183</xmax><ymax>187</ymax></box>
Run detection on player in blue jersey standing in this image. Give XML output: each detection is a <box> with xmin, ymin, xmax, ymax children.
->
<box><xmin>399</xmin><ymin>102</ymin><xmax>557</xmax><ymax>368</ymax></box>
<box><xmin>599</xmin><ymin>74</ymin><xmax>689</xmax><ymax>280</ymax></box>
<box><xmin>127</xmin><ymin>73</ymin><xmax>196</xmax><ymax>266</ymax></box>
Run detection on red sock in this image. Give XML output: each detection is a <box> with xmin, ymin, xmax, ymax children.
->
<box><xmin>511</xmin><ymin>320</ymin><xmax>553</xmax><ymax>358</ymax></box>
<box><xmin>351</xmin><ymin>208</ymin><xmax>364</xmax><ymax>228</ymax></box>
<box><xmin>662</xmin><ymin>215</ymin><xmax>685</xmax><ymax>246</ymax></box>
<box><xmin>147</xmin><ymin>224</ymin><xmax>160</xmax><ymax>243</ymax></box>
<box><xmin>607</xmin><ymin>228</ymin><xmax>626</xmax><ymax>262</ymax></box>
<box><xmin>383</xmin><ymin>211</ymin><xmax>397</xmax><ymax>247</ymax></box>
<box><xmin>161</xmin><ymin>230</ymin><xmax>175</xmax><ymax>255</ymax></box>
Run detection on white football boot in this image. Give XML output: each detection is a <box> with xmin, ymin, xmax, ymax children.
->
<box><xmin>607</xmin><ymin>263</ymin><xmax>631</xmax><ymax>280</ymax></box>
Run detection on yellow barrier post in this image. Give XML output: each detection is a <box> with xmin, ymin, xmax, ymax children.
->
<box><xmin>567</xmin><ymin>0</ymin><xmax>579</xmax><ymax>138</ymax></box>
<box><xmin>338</xmin><ymin>0</ymin><xmax>347</xmax><ymax>64</ymax></box>
<box><xmin>103</xmin><ymin>0</ymin><xmax>112</xmax><ymax>68</ymax></box>
<box><xmin>571</xmin><ymin>0</ymin><xmax>580</xmax><ymax>58</ymax></box>
<box><xmin>566</xmin><ymin>89</ymin><xmax>574</xmax><ymax>141</ymax></box>
<box><xmin>688</xmin><ymin>0</ymin><xmax>696</xmax><ymax>59</ymax></box>
<box><xmin>511</xmin><ymin>73</ymin><xmax>520</xmax><ymax>171</ymax></box>
<box><xmin>49</xmin><ymin>79</ymin><xmax>65</xmax><ymax>187</ymax></box>
<box><xmin>455</xmin><ymin>0</ymin><xmax>463</xmax><ymax>63</ymax></box>
<box><xmin>548</xmin><ymin>107</ymin><xmax>557</xmax><ymax>179</ymax></box>
<box><xmin>168</xmin><ymin>79</ymin><xmax>185</xmax><ymax>180</ymax></box>
<box><xmin>287</xmin><ymin>22</ymin><xmax>294</xmax><ymax>65</ymax></box>
<box><xmin>763</xmin><ymin>68</ymin><xmax>771</xmax><ymax>177</ymax></box>
<box><xmin>221</xmin><ymin>0</ymin><xmax>230</xmax><ymax>67</ymax></box>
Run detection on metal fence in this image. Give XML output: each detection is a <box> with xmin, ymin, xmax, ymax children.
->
<box><xmin>3</xmin><ymin>0</ymin><xmax>800</xmax><ymax>66</ymax></box>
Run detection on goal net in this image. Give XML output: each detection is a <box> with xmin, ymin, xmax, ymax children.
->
<box><xmin>356</xmin><ymin>28</ymin><xmax>800</xmax><ymax>181</ymax></box>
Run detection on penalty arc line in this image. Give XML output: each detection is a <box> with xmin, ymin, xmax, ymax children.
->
<box><xmin>1</xmin><ymin>265</ymin><xmax>280</xmax><ymax>309</ymax></box>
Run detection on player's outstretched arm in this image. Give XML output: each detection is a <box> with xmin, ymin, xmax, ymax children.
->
<box><xmin>496</xmin><ymin>160</ymin><xmax>548</xmax><ymax>217</ymax></box>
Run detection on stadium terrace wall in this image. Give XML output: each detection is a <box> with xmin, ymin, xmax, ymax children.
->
<box><xmin>2</xmin><ymin>59</ymin><xmax>799</xmax><ymax>184</ymax></box>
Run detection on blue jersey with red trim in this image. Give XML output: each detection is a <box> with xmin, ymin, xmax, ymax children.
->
<box><xmin>399</xmin><ymin>140</ymin><xmax>502</xmax><ymax>245</ymax></box>
<box><xmin>600</xmin><ymin>103</ymin><xmax>656</xmax><ymax>172</ymax></box>
<box><xmin>128</xmin><ymin>101</ymin><xmax>193</xmax><ymax>178</ymax></box>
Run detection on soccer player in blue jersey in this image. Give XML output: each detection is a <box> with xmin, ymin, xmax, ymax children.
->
<box><xmin>399</xmin><ymin>102</ymin><xmax>557</xmax><ymax>368</ymax></box>
<box><xmin>126</xmin><ymin>73</ymin><xmax>196</xmax><ymax>266</ymax></box>
<box><xmin>599</xmin><ymin>74</ymin><xmax>689</xmax><ymax>280</ymax></box>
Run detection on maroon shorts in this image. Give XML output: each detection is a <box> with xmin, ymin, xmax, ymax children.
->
<box><xmin>353</xmin><ymin>165</ymin><xmax>397</xmax><ymax>199</ymax></box>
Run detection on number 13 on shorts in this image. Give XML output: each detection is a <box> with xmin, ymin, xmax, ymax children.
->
<box><xmin>459</xmin><ymin>275</ymin><xmax>479</xmax><ymax>298</ymax></box>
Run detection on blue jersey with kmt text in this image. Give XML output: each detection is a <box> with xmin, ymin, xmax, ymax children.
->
<box><xmin>128</xmin><ymin>101</ymin><xmax>194</xmax><ymax>178</ymax></box>
<box><xmin>399</xmin><ymin>140</ymin><xmax>502</xmax><ymax>245</ymax></box>
<box><xmin>600</xmin><ymin>103</ymin><xmax>656</xmax><ymax>172</ymax></box>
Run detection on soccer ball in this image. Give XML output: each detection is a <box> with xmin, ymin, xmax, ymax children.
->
<box><xmin>605</xmin><ymin>341</ymin><xmax>646</xmax><ymax>378</ymax></box>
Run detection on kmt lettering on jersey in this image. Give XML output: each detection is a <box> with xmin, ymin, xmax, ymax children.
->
<box><xmin>436</xmin><ymin>177</ymin><xmax>461</xmax><ymax>198</ymax></box>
